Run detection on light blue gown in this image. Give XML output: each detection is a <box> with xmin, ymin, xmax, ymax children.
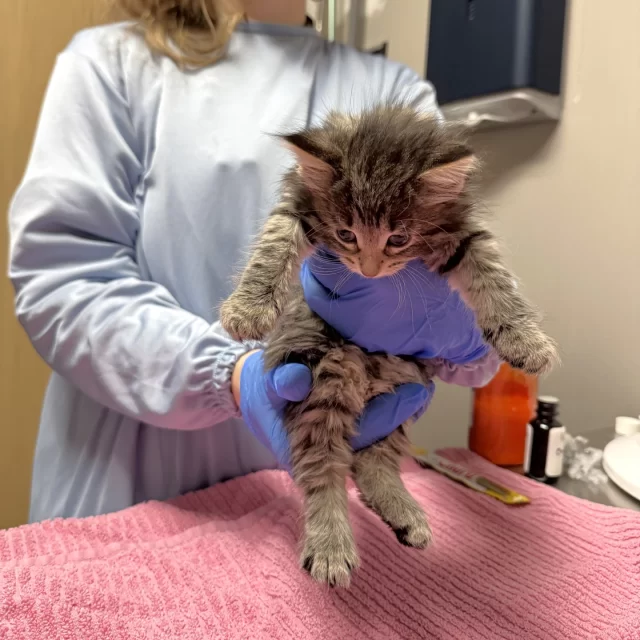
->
<box><xmin>8</xmin><ymin>21</ymin><xmax>441</xmax><ymax>521</ymax></box>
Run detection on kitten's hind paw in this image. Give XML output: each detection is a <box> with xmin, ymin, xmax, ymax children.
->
<box><xmin>493</xmin><ymin>327</ymin><xmax>560</xmax><ymax>376</ymax></box>
<box><xmin>301</xmin><ymin>534</ymin><xmax>359</xmax><ymax>588</ymax></box>
<box><xmin>378</xmin><ymin>503</ymin><xmax>432</xmax><ymax>549</ymax></box>
<box><xmin>391</xmin><ymin>517</ymin><xmax>433</xmax><ymax>549</ymax></box>
<box><xmin>220</xmin><ymin>293</ymin><xmax>279</xmax><ymax>341</ymax></box>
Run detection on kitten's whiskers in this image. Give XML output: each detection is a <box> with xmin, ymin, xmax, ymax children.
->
<box><xmin>389</xmin><ymin>273</ymin><xmax>404</xmax><ymax>321</ymax></box>
<box><xmin>404</xmin><ymin>264</ymin><xmax>436</xmax><ymax>293</ymax></box>
<box><xmin>401</xmin><ymin>268</ymin><xmax>431</xmax><ymax>323</ymax></box>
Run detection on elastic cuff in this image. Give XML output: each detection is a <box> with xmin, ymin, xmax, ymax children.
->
<box><xmin>211</xmin><ymin>339</ymin><xmax>262</xmax><ymax>419</ymax></box>
<box><xmin>435</xmin><ymin>349</ymin><xmax>502</xmax><ymax>388</ymax></box>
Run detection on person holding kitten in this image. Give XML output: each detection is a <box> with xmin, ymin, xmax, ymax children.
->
<box><xmin>8</xmin><ymin>0</ymin><xmax>499</xmax><ymax>523</ymax></box>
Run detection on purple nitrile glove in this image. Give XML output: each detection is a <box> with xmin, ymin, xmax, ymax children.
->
<box><xmin>300</xmin><ymin>249</ymin><xmax>501</xmax><ymax>387</ymax></box>
<box><xmin>300</xmin><ymin>249</ymin><xmax>490</xmax><ymax>364</ymax></box>
<box><xmin>239</xmin><ymin>350</ymin><xmax>434</xmax><ymax>470</ymax></box>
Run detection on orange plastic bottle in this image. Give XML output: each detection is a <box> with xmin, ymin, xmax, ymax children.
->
<box><xmin>469</xmin><ymin>362</ymin><xmax>538</xmax><ymax>466</ymax></box>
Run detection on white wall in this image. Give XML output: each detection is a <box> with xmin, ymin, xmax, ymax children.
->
<box><xmin>358</xmin><ymin>0</ymin><xmax>640</xmax><ymax>450</ymax></box>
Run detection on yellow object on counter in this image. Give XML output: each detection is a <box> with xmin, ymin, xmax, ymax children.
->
<box><xmin>412</xmin><ymin>447</ymin><xmax>530</xmax><ymax>506</ymax></box>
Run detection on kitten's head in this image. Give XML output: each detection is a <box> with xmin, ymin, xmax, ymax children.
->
<box><xmin>283</xmin><ymin>106</ymin><xmax>479</xmax><ymax>278</ymax></box>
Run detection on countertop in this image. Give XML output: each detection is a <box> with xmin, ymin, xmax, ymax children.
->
<box><xmin>511</xmin><ymin>427</ymin><xmax>640</xmax><ymax>512</ymax></box>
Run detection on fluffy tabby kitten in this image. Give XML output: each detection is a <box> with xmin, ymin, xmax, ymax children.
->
<box><xmin>221</xmin><ymin>106</ymin><xmax>558</xmax><ymax>588</ymax></box>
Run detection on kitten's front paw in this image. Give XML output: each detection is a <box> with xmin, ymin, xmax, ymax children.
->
<box><xmin>301</xmin><ymin>532</ymin><xmax>359</xmax><ymax>588</ymax></box>
<box><xmin>220</xmin><ymin>293</ymin><xmax>279</xmax><ymax>341</ymax></box>
<box><xmin>493</xmin><ymin>327</ymin><xmax>560</xmax><ymax>376</ymax></box>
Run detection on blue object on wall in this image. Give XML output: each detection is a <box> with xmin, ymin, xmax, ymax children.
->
<box><xmin>427</xmin><ymin>0</ymin><xmax>567</xmax><ymax>106</ymax></box>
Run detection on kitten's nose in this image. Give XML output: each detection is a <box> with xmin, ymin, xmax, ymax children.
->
<box><xmin>360</xmin><ymin>256</ymin><xmax>381</xmax><ymax>278</ymax></box>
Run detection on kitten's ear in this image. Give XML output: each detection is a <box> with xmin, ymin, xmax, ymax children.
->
<box><xmin>419</xmin><ymin>155</ymin><xmax>477</xmax><ymax>207</ymax></box>
<box><xmin>282</xmin><ymin>133</ymin><xmax>335</xmax><ymax>191</ymax></box>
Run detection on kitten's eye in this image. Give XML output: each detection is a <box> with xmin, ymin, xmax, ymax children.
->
<box><xmin>337</xmin><ymin>229</ymin><xmax>357</xmax><ymax>243</ymax></box>
<box><xmin>387</xmin><ymin>234</ymin><xmax>409</xmax><ymax>247</ymax></box>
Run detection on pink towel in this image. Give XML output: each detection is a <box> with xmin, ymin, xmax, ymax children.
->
<box><xmin>1</xmin><ymin>449</ymin><xmax>639</xmax><ymax>640</ymax></box>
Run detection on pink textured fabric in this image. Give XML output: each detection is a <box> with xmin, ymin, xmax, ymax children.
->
<box><xmin>1</xmin><ymin>449</ymin><xmax>639</xmax><ymax>640</ymax></box>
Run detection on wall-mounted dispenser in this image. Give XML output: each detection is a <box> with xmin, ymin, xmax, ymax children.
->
<box><xmin>426</xmin><ymin>0</ymin><xmax>568</xmax><ymax>129</ymax></box>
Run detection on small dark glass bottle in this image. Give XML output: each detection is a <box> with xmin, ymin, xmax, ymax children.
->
<box><xmin>523</xmin><ymin>396</ymin><xmax>565</xmax><ymax>484</ymax></box>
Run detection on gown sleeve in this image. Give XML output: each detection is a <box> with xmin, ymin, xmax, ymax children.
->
<box><xmin>9</xmin><ymin>50</ymin><xmax>252</xmax><ymax>431</ymax></box>
<box><xmin>390</xmin><ymin>64</ymin><xmax>443</xmax><ymax>119</ymax></box>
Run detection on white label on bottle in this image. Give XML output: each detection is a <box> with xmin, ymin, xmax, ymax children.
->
<box><xmin>523</xmin><ymin>423</ymin><xmax>533</xmax><ymax>473</ymax></box>
<box><xmin>545</xmin><ymin>426</ymin><xmax>566</xmax><ymax>477</ymax></box>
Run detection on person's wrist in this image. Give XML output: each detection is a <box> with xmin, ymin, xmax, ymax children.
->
<box><xmin>231</xmin><ymin>349</ymin><xmax>259</xmax><ymax>409</ymax></box>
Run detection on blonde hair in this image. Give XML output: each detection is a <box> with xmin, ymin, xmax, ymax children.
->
<box><xmin>115</xmin><ymin>0</ymin><xmax>246</xmax><ymax>67</ymax></box>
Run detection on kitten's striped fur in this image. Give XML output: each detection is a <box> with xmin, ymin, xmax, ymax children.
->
<box><xmin>221</xmin><ymin>106</ymin><xmax>558</xmax><ymax>587</ymax></box>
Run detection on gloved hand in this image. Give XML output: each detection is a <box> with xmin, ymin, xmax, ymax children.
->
<box><xmin>239</xmin><ymin>350</ymin><xmax>434</xmax><ymax>469</ymax></box>
<box><xmin>300</xmin><ymin>250</ymin><xmax>490</xmax><ymax>364</ymax></box>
